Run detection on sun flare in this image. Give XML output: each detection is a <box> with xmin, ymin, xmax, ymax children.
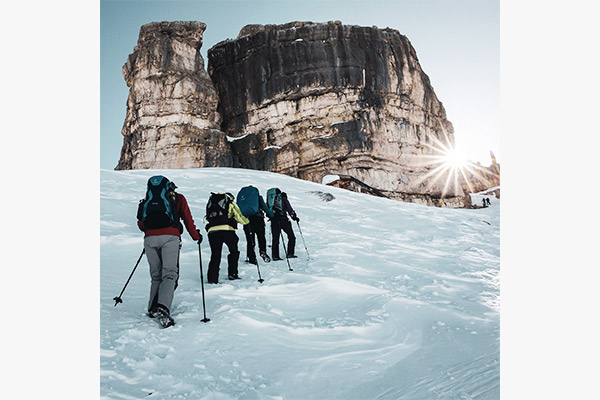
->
<box><xmin>443</xmin><ymin>148</ymin><xmax>469</xmax><ymax>169</ymax></box>
<box><xmin>410</xmin><ymin>131</ymin><xmax>492</xmax><ymax>203</ymax></box>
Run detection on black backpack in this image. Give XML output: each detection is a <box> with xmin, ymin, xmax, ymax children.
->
<box><xmin>137</xmin><ymin>176</ymin><xmax>179</xmax><ymax>230</ymax></box>
<box><xmin>205</xmin><ymin>192</ymin><xmax>236</xmax><ymax>230</ymax></box>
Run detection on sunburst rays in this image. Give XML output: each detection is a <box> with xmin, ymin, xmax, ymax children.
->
<box><xmin>411</xmin><ymin>130</ymin><xmax>493</xmax><ymax>202</ymax></box>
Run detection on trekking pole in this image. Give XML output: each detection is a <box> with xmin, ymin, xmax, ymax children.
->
<box><xmin>268</xmin><ymin>225</ymin><xmax>272</xmax><ymax>249</ymax></box>
<box><xmin>255</xmin><ymin>256</ymin><xmax>264</xmax><ymax>283</ymax></box>
<box><xmin>113</xmin><ymin>248</ymin><xmax>145</xmax><ymax>306</ymax></box>
<box><xmin>250</xmin><ymin>228</ymin><xmax>264</xmax><ymax>283</ymax></box>
<box><xmin>295</xmin><ymin>221</ymin><xmax>310</xmax><ymax>260</ymax></box>
<box><xmin>280</xmin><ymin>232</ymin><xmax>293</xmax><ymax>271</ymax></box>
<box><xmin>198</xmin><ymin>242</ymin><xmax>210</xmax><ymax>323</ymax></box>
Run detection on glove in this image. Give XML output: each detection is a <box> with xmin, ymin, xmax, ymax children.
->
<box><xmin>196</xmin><ymin>230</ymin><xmax>203</xmax><ymax>244</ymax></box>
<box><xmin>292</xmin><ymin>215</ymin><xmax>299</xmax><ymax>223</ymax></box>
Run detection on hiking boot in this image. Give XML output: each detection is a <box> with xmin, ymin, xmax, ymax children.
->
<box><xmin>260</xmin><ymin>251</ymin><xmax>271</xmax><ymax>263</ymax></box>
<box><xmin>245</xmin><ymin>257</ymin><xmax>257</xmax><ymax>265</ymax></box>
<box><xmin>287</xmin><ymin>254</ymin><xmax>298</xmax><ymax>259</ymax></box>
<box><xmin>151</xmin><ymin>305</ymin><xmax>169</xmax><ymax>319</ymax></box>
<box><xmin>152</xmin><ymin>305</ymin><xmax>175</xmax><ymax>328</ymax></box>
<box><xmin>207</xmin><ymin>279</ymin><xmax>218</xmax><ymax>284</ymax></box>
<box><xmin>272</xmin><ymin>256</ymin><xmax>283</xmax><ymax>261</ymax></box>
<box><xmin>228</xmin><ymin>274</ymin><xmax>241</xmax><ymax>280</ymax></box>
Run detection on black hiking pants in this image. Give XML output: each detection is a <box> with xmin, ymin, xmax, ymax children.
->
<box><xmin>207</xmin><ymin>230</ymin><xmax>240</xmax><ymax>283</ymax></box>
<box><xmin>243</xmin><ymin>215</ymin><xmax>267</xmax><ymax>261</ymax></box>
<box><xmin>271</xmin><ymin>216</ymin><xmax>295</xmax><ymax>258</ymax></box>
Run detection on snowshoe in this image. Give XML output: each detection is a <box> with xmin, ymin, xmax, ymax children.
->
<box><xmin>245</xmin><ymin>257</ymin><xmax>257</xmax><ymax>265</ymax></box>
<box><xmin>228</xmin><ymin>274</ymin><xmax>241</xmax><ymax>280</ymax></box>
<box><xmin>272</xmin><ymin>256</ymin><xmax>283</xmax><ymax>261</ymax></box>
<box><xmin>287</xmin><ymin>254</ymin><xmax>298</xmax><ymax>259</ymax></box>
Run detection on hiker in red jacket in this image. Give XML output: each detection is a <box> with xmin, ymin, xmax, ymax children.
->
<box><xmin>137</xmin><ymin>176</ymin><xmax>202</xmax><ymax>327</ymax></box>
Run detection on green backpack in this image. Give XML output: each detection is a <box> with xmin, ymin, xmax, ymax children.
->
<box><xmin>266</xmin><ymin>188</ymin><xmax>283</xmax><ymax>215</ymax></box>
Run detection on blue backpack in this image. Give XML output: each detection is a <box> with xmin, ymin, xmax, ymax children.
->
<box><xmin>237</xmin><ymin>186</ymin><xmax>260</xmax><ymax>217</ymax></box>
<box><xmin>137</xmin><ymin>176</ymin><xmax>179</xmax><ymax>230</ymax></box>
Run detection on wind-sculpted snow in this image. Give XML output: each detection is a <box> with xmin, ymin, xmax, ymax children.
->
<box><xmin>100</xmin><ymin>167</ymin><xmax>500</xmax><ymax>399</ymax></box>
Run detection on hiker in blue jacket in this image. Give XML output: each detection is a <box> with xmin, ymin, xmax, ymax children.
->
<box><xmin>267</xmin><ymin>188</ymin><xmax>299</xmax><ymax>260</ymax></box>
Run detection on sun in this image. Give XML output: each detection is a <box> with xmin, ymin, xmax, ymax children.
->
<box><xmin>410</xmin><ymin>131</ymin><xmax>492</xmax><ymax>201</ymax></box>
<box><xmin>442</xmin><ymin>147</ymin><xmax>469</xmax><ymax>169</ymax></box>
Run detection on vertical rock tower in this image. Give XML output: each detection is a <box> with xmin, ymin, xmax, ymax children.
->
<box><xmin>116</xmin><ymin>21</ymin><xmax>232</xmax><ymax>170</ymax></box>
<box><xmin>208</xmin><ymin>21</ymin><xmax>462</xmax><ymax>206</ymax></box>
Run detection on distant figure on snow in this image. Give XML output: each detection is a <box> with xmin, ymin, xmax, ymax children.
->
<box><xmin>137</xmin><ymin>175</ymin><xmax>202</xmax><ymax>328</ymax></box>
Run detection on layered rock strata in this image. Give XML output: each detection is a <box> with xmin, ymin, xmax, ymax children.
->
<box><xmin>116</xmin><ymin>21</ymin><xmax>232</xmax><ymax>170</ymax></box>
<box><xmin>208</xmin><ymin>21</ymin><xmax>466</xmax><ymax>206</ymax></box>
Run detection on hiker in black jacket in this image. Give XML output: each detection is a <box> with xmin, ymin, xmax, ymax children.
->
<box><xmin>267</xmin><ymin>189</ymin><xmax>298</xmax><ymax>260</ymax></box>
<box><xmin>236</xmin><ymin>186</ymin><xmax>274</xmax><ymax>265</ymax></box>
<box><xmin>243</xmin><ymin>194</ymin><xmax>274</xmax><ymax>264</ymax></box>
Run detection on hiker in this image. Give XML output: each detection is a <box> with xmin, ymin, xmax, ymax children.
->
<box><xmin>236</xmin><ymin>186</ymin><xmax>274</xmax><ymax>265</ymax></box>
<box><xmin>137</xmin><ymin>175</ymin><xmax>202</xmax><ymax>327</ymax></box>
<box><xmin>482</xmin><ymin>198</ymin><xmax>488</xmax><ymax>208</ymax></box>
<box><xmin>267</xmin><ymin>188</ymin><xmax>299</xmax><ymax>260</ymax></box>
<box><xmin>486</xmin><ymin>198</ymin><xmax>491</xmax><ymax>206</ymax></box>
<box><xmin>205</xmin><ymin>192</ymin><xmax>249</xmax><ymax>283</ymax></box>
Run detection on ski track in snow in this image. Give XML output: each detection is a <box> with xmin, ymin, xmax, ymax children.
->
<box><xmin>101</xmin><ymin>168</ymin><xmax>500</xmax><ymax>399</ymax></box>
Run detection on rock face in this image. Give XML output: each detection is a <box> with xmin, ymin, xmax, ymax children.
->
<box><xmin>116</xmin><ymin>20</ymin><xmax>490</xmax><ymax>207</ymax></box>
<box><xmin>208</xmin><ymin>21</ymin><xmax>466</xmax><ymax>206</ymax></box>
<box><xmin>116</xmin><ymin>21</ymin><xmax>232</xmax><ymax>170</ymax></box>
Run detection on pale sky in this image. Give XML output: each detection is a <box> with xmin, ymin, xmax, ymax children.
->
<box><xmin>101</xmin><ymin>0</ymin><xmax>499</xmax><ymax>169</ymax></box>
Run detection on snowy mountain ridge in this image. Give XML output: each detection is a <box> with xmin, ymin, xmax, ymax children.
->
<box><xmin>101</xmin><ymin>167</ymin><xmax>500</xmax><ymax>399</ymax></box>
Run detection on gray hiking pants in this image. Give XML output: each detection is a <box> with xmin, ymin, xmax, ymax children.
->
<box><xmin>144</xmin><ymin>235</ymin><xmax>181</xmax><ymax>313</ymax></box>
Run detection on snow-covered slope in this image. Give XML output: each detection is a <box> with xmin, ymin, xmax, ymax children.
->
<box><xmin>100</xmin><ymin>167</ymin><xmax>500</xmax><ymax>399</ymax></box>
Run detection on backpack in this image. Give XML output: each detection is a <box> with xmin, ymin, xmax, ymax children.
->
<box><xmin>266</xmin><ymin>188</ymin><xmax>284</xmax><ymax>215</ymax></box>
<box><xmin>137</xmin><ymin>175</ymin><xmax>179</xmax><ymax>230</ymax></box>
<box><xmin>236</xmin><ymin>186</ymin><xmax>260</xmax><ymax>217</ymax></box>
<box><xmin>205</xmin><ymin>192</ymin><xmax>235</xmax><ymax>230</ymax></box>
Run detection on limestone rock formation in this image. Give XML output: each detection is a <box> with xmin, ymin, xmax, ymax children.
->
<box><xmin>116</xmin><ymin>21</ymin><xmax>232</xmax><ymax>170</ymax></box>
<box><xmin>115</xmin><ymin>20</ymin><xmax>494</xmax><ymax>208</ymax></box>
<box><xmin>208</xmin><ymin>21</ymin><xmax>466</xmax><ymax>207</ymax></box>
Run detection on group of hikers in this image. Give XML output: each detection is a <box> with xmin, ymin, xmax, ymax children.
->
<box><xmin>132</xmin><ymin>175</ymin><xmax>301</xmax><ymax>327</ymax></box>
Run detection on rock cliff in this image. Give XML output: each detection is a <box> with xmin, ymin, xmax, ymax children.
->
<box><xmin>116</xmin><ymin>21</ymin><xmax>232</xmax><ymax>170</ymax></box>
<box><xmin>116</xmin><ymin>20</ymin><xmax>489</xmax><ymax>207</ymax></box>
<box><xmin>208</xmin><ymin>21</ymin><xmax>465</xmax><ymax>206</ymax></box>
